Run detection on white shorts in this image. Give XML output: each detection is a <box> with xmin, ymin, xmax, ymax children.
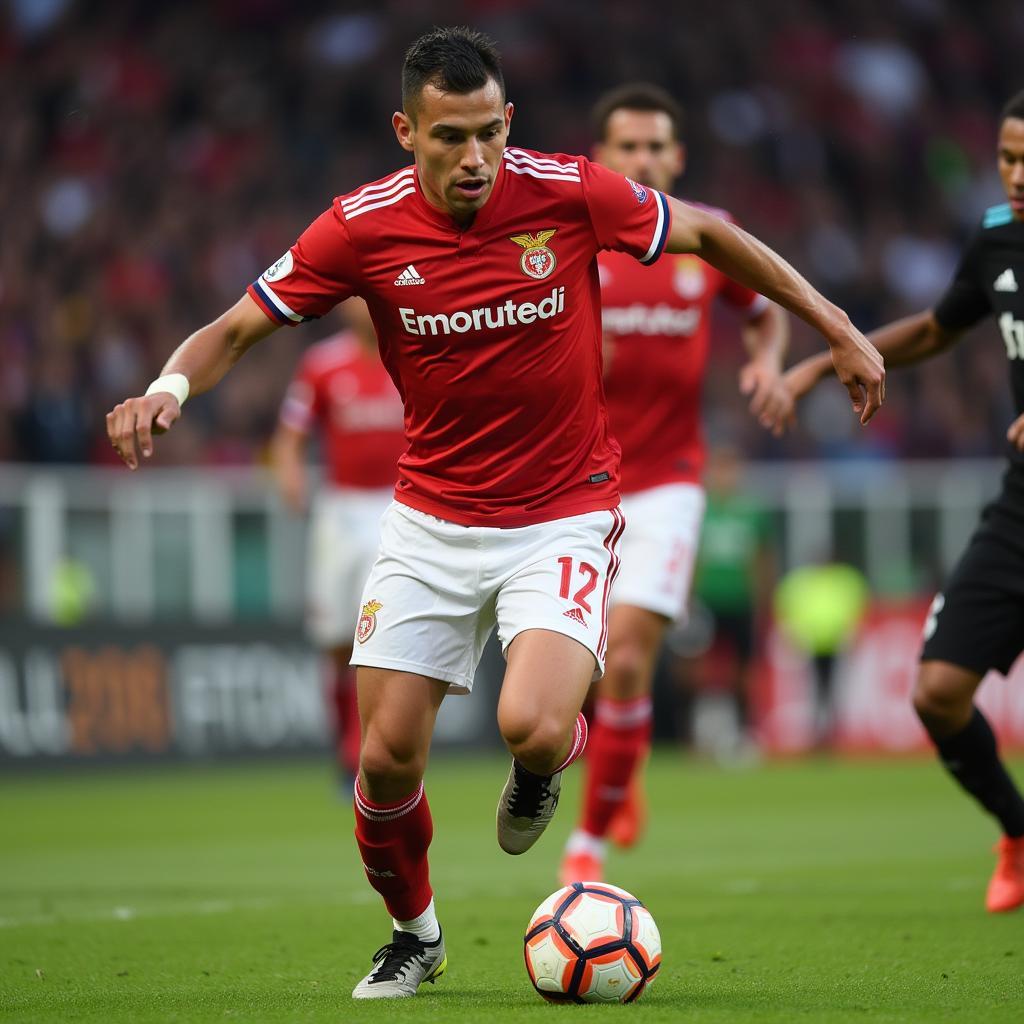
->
<box><xmin>350</xmin><ymin>502</ymin><xmax>626</xmax><ymax>693</ymax></box>
<box><xmin>307</xmin><ymin>486</ymin><xmax>394</xmax><ymax>647</ymax></box>
<box><xmin>613</xmin><ymin>482</ymin><xmax>705</xmax><ymax>622</ymax></box>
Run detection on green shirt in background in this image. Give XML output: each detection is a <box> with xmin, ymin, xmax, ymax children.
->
<box><xmin>695</xmin><ymin>496</ymin><xmax>772</xmax><ymax>613</ymax></box>
<box><xmin>773</xmin><ymin>562</ymin><xmax>870</xmax><ymax>655</ymax></box>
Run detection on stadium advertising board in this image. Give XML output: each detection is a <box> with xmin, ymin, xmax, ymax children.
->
<box><xmin>0</xmin><ymin>623</ymin><xmax>329</xmax><ymax>762</ymax></box>
<box><xmin>0</xmin><ymin>622</ymin><xmax>494</xmax><ymax>763</ymax></box>
<box><xmin>757</xmin><ymin>600</ymin><xmax>1024</xmax><ymax>753</ymax></box>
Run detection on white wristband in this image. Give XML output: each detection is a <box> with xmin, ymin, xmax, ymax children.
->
<box><xmin>145</xmin><ymin>373</ymin><xmax>190</xmax><ymax>407</ymax></box>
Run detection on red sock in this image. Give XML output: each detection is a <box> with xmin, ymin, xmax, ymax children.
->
<box><xmin>580</xmin><ymin>697</ymin><xmax>652</xmax><ymax>837</ymax></box>
<box><xmin>354</xmin><ymin>780</ymin><xmax>433</xmax><ymax>921</ymax></box>
<box><xmin>340</xmin><ymin>675</ymin><xmax>361</xmax><ymax>778</ymax></box>
<box><xmin>328</xmin><ymin>663</ymin><xmax>361</xmax><ymax>777</ymax></box>
<box><xmin>556</xmin><ymin>711</ymin><xmax>589</xmax><ymax>772</ymax></box>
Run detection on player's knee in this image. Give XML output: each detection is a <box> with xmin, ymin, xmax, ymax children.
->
<box><xmin>912</xmin><ymin>666</ymin><xmax>970</xmax><ymax>731</ymax></box>
<box><xmin>499</xmin><ymin>711</ymin><xmax>567</xmax><ymax>772</ymax></box>
<box><xmin>358</xmin><ymin>729</ymin><xmax>425</xmax><ymax>792</ymax></box>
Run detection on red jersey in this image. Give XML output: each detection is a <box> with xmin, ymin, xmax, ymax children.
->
<box><xmin>279</xmin><ymin>331</ymin><xmax>406</xmax><ymax>490</ymax></box>
<box><xmin>248</xmin><ymin>148</ymin><xmax>671</xmax><ymax>527</ymax></box>
<box><xmin>600</xmin><ymin>204</ymin><xmax>765</xmax><ymax>493</ymax></box>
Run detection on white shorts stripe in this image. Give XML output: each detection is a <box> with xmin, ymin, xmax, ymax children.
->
<box><xmin>597</xmin><ymin>507</ymin><xmax>627</xmax><ymax>660</ymax></box>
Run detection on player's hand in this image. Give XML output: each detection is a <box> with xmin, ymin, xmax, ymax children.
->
<box><xmin>739</xmin><ymin>358</ymin><xmax>793</xmax><ymax>437</ymax></box>
<box><xmin>105</xmin><ymin>393</ymin><xmax>181</xmax><ymax>470</ymax></box>
<box><xmin>1008</xmin><ymin>412</ymin><xmax>1024</xmax><ymax>452</ymax></box>
<box><xmin>781</xmin><ymin>356</ymin><xmax>828</xmax><ymax>405</ymax></box>
<box><xmin>827</xmin><ymin>321</ymin><xmax>885</xmax><ymax>425</ymax></box>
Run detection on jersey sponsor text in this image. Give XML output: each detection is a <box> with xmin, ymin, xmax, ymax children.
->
<box><xmin>399</xmin><ymin>287</ymin><xmax>566</xmax><ymax>336</ymax></box>
<box><xmin>603</xmin><ymin>303</ymin><xmax>702</xmax><ymax>337</ymax></box>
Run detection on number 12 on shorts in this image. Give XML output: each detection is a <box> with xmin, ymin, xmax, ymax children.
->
<box><xmin>558</xmin><ymin>556</ymin><xmax>599</xmax><ymax>613</ymax></box>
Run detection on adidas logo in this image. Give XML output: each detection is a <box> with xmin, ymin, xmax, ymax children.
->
<box><xmin>563</xmin><ymin>607</ymin><xmax>587</xmax><ymax>626</ymax></box>
<box><xmin>394</xmin><ymin>264</ymin><xmax>425</xmax><ymax>286</ymax></box>
<box><xmin>994</xmin><ymin>268</ymin><xmax>1019</xmax><ymax>293</ymax></box>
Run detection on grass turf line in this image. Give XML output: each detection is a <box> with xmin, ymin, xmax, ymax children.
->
<box><xmin>2</xmin><ymin>753</ymin><xmax>1023</xmax><ymax>1022</ymax></box>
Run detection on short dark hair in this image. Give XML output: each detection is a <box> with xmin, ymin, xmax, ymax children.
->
<box><xmin>1001</xmin><ymin>89</ymin><xmax>1024</xmax><ymax>124</ymax></box>
<box><xmin>591</xmin><ymin>83</ymin><xmax>684</xmax><ymax>142</ymax></box>
<box><xmin>402</xmin><ymin>26</ymin><xmax>505</xmax><ymax>117</ymax></box>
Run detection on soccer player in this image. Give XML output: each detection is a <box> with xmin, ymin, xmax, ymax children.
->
<box><xmin>691</xmin><ymin>445</ymin><xmax>776</xmax><ymax>758</ymax></box>
<box><xmin>106</xmin><ymin>27</ymin><xmax>884</xmax><ymax>997</ymax></box>
<box><xmin>269</xmin><ymin>297</ymin><xmax>406</xmax><ymax>785</ymax></box>
<box><xmin>779</xmin><ymin>90</ymin><xmax>1024</xmax><ymax>912</ymax></box>
<box><xmin>559</xmin><ymin>83</ymin><xmax>791</xmax><ymax>885</ymax></box>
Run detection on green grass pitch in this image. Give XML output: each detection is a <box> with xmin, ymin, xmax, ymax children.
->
<box><xmin>2</xmin><ymin>752</ymin><xmax>1023</xmax><ymax>1022</ymax></box>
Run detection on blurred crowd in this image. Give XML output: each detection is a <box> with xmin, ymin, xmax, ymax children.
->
<box><xmin>2</xmin><ymin>0</ymin><xmax>1022</xmax><ymax>468</ymax></box>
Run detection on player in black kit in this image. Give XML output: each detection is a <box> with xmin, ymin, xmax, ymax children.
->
<box><xmin>780</xmin><ymin>89</ymin><xmax>1024</xmax><ymax>913</ymax></box>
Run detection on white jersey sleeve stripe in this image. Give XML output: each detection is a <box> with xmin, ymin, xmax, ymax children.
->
<box><xmin>504</xmin><ymin>148</ymin><xmax>579</xmax><ymax>171</ymax></box>
<box><xmin>639</xmin><ymin>190</ymin><xmax>670</xmax><ymax>265</ymax></box>
<box><xmin>344</xmin><ymin>185</ymin><xmax>418</xmax><ymax>220</ymax></box>
<box><xmin>342</xmin><ymin>173</ymin><xmax>416</xmax><ymax>214</ymax></box>
<box><xmin>504</xmin><ymin>164</ymin><xmax>581</xmax><ymax>183</ymax></box>
<box><xmin>341</xmin><ymin>168</ymin><xmax>416</xmax><ymax>211</ymax></box>
<box><xmin>504</xmin><ymin>150</ymin><xmax>580</xmax><ymax>175</ymax></box>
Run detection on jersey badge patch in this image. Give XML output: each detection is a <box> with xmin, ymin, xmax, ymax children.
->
<box><xmin>673</xmin><ymin>256</ymin><xmax>706</xmax><ymax>299</ymax></box>
<box><xmin>263</xmin><ymin>251</ymin><xmax>294</xmax><ymax>282</ymax></box>
<box><xmin>994</xmin><ymin>268</ymin><xmax>1019</xmax><ymax>293</ymax></box>
<box><xmin>627</xmin><ymin>178</ymin><xmax>649</xmax><ymax>204</ymax></box>
<box><xmin>510</xmin><ymin>230</ymin><xmax>557</xmax><ymax>280</ymax></box>
<box><xmin>356</xmin><ymin>599</ymin><xmax>383</xmax><ymax>643</ymax></box>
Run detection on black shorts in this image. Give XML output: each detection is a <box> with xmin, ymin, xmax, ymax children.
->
<box><xmin>920</xmin><ymin>498</ymin><xmax>1024</xmax><ymax>676</ymax></box>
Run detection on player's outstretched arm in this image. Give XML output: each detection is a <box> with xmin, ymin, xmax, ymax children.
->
<box><xmin>269</xmin><ymin>422</ymin><xmax>310</xmax><ymax>514</ymax></box>
<box><xmin>739</xmin><ymin>302</ymin><xmax>792</xmax><ymax>436</ymax></box>
<box><xmin>781</xmin><ymin>310</ymin><xmax>962</xmax><ymax>407</ymax></box>
<box><xmin>665</xmin><ymin>199</ymin><xmax>885</xmax><ymax>424</ymax></box>
<box><xmin>106</xmin><ymin>294</ymin><xmax>278</xmax><ymax>470</ymax></box>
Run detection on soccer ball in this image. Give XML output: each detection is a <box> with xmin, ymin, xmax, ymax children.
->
<box><xmin>523</xmin><ymin>882</ymin><xmax>661</xmax><ymax>1003</ymax></box>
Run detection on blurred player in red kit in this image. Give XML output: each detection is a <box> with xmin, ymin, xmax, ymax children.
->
<box><xmin>106</xmin><ymin>28</ymin><xmax>883</xmax><ymax>998</ymax></box>
<box><xmin>560</xmin><ymin>84</ymin><xmax>791</xmax><ymax>885</ymax></box>
<box><xmin>270</xmin><ymin>297</ymin><xmax>406</xmax><ymax>785</ymax></box>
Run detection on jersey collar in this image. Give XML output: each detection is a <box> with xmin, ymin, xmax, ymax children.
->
<box><xmin>411</xmin><ymin>157</ymin><xmax>507</xmax><ymax>234</ymax></box>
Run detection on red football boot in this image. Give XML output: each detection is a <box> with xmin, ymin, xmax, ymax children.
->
<box><xmin>986</xmin><ymin>835</ymin><xmax>1024</xmax><ymax>913</ymax></box>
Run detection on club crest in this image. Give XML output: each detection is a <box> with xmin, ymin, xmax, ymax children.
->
<box><xmin>356</xmin><ymin>599</ymin><xmax>382</xmax><ymax>644</ymax></box>
<box><xmin>673</xmin><ymin>255</ymin><xmax>705</xmax><ymax>299</ymax></box>
<box><xmin>510</xmin><ymin>229</ymin><xmax>558</xmax><ymax>280</ymax></box>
